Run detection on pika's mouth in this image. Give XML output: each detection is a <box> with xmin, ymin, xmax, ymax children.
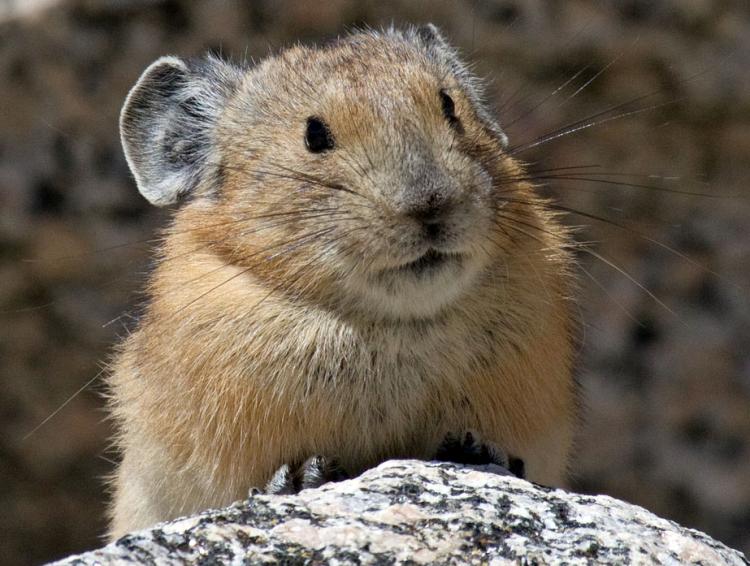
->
<box><xmin>389</xmin><ymin>249</ymin><xmax>463</xmax><ymax>277</ymax></box>
<box><xmin>363</xmin><ymin>247</ymin><xmax>477</xmax><ymax>317</ymax></box>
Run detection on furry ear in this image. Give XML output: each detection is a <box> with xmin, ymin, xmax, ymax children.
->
<box><xmin>120</xmin><ymin>56</ymin><xmax>242</xmax><ymax>206</ymax></box>
<box><xmin>413</xmin><ymin>24</ymin><xmax>509</xmax><ymax>148</ymax></box>
<box><xmin>416</xmin><ymin>23</ymin><xmax>449</xmax><ymax>48</ymax></box>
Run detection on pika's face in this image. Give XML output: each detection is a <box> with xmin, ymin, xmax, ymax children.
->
<box><xmin>120</xmin><ymin>26</ymin><xmax>526</xmax><ymax>320</ymax></box>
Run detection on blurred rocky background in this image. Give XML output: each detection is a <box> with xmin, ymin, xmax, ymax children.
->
<box><xmin>1</xmin><ymin>0</ymin><xmax>748</xmax><ymax>563</ymax></box>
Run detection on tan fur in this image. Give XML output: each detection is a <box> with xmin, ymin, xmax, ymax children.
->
<box><xmin>109</xmin><ymin>29</ymin><xmax>578</xmax><ymax>538</ymax></box>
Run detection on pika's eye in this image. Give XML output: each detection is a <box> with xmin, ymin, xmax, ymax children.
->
<box><xmin>440</xmin><ymin>89</ymin><xmax>459</xmax><ymax>128</ymax></box>
<box><xmin>305</xmin><ymin>117</ymin><xmax>335</xmax><ymax>153</ymax></box>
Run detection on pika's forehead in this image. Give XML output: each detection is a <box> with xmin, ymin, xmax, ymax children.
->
<box><xmin>218</xmin><ymin>27</ymin><xmax>510</xmax><ymax>146</ymax></box>
<box><xmin>247</xmin><ymin>32</ymin><xmax>446</xmax><ymax>101</ymax></box>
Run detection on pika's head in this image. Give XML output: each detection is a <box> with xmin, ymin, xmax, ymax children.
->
<box><xmin>121</xmin><ymin>26</ymin><xmax>535</xmax><ymax>321</ymax></box>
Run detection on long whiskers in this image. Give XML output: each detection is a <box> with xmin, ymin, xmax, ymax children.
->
<box><xmin>507</xmin><ymin>98</ymin><xmax>682</xmax><ymax>156</ymax></box>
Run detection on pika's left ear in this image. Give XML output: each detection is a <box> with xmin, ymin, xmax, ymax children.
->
<box><xmin>412</xmin><ymin>24</ymin><xmax>509</xmax><ymax>148</ymax></box>
<box><xmin>120</xmin><ymin>55</ymin><xmax>243</xmax><ymax>206</ymax></box>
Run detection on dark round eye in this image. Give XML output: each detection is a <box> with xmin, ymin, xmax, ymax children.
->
<box><xmin>440</xmin><ymin>89</ymin><xmax>459</xmax><ymax>127</ymax></box>
<box><xmin>305</xmin><ymin>117</ymin><xmax>335</xmax><ymax>153</ymax></box>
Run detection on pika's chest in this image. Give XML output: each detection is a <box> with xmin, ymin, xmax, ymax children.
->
<box><xmin>257</xmin><ymin>315</ymin><xmax>499</xmax><ymax>416</ymax></box>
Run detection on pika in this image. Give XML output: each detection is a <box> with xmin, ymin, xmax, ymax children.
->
<box><xmin>110</xmin><ymin>25</ymin><xmax>577</xmax><ymax>538</ymax></box>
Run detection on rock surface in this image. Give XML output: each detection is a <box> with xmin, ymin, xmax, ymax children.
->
<box><xmin>52</xmin><ymin>460</ymin><xmax>748</xmax><ymax>565</ymax></box>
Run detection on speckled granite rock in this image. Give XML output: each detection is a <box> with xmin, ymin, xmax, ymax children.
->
<box><xmin>51</xmin><ymin>460</ymin><xmax>748</xmax><ymax>565</ymax></box>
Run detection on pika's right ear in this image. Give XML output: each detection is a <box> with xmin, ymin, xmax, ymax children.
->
<box><xmin>120</xmin><ymin>56</ymin><xmax>240</xmax><ymax>206</ymax></box>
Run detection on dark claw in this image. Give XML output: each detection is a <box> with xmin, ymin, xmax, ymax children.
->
<box><xmin>435</xmin><ymin>431</ymin><xmax>506</xmax><ymax>466</ymax></box>
<box><xmin>435</xmin><ymin>431</ymin><xmax>526</xmax><ymax>479</ymax></box>
<box><xmin>264</xmin><ymin>456</ymin><xmax>349</xmax><ymax>495</ymax></box>
<box><xmin>300</xmin><ymin>455</ymin><xmax>349</xmax><ymax>489</ymax></box>
<box><xmin>264</xmin><ymin>463</ymin><xmax>297</xmax><ymax>495</ymax></box>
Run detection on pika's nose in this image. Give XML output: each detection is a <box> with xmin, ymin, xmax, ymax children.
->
<box><xmin>406</xmin><ymin>193</ymin><xmax>451</xmax><ymax>240</ymax></box>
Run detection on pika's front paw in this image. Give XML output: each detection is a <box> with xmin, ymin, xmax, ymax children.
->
<box><xmin>435</xmin><ymin>431</ymin><xmax>526</xmax><ymax>479</ymax></box>
<box><xmin>264</xmin><ymin>455</ymin><xmax>349</xmax><ymax>495</ymax></box>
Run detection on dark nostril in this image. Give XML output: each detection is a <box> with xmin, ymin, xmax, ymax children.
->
<box><xmin>406</xmin><ymin>197</ymin><xmax>451</xmax><ymax>240</ymax></box>
<box><xmin>408</xmin><ymin>207</ymin><xmax>446</xmax><ymax>241</ymax></box>
<box><xmin>404</xmin><ymin>188</ymin><xmax>455</xmax><ymax>241</ymax></box>
<box><xmin>410</xmin><ymin>204</ymin><xmax>443</xmax><ymax>223</ymax></box>
<box><xmin>407</xmin><ymin>191</ymin><xmax>449</xmax><ymax>222</ymax></box>
<box><xmin>423</xmin><ymin>221</ymin><xmax>442</xmax><ymax>240</ymax></box>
